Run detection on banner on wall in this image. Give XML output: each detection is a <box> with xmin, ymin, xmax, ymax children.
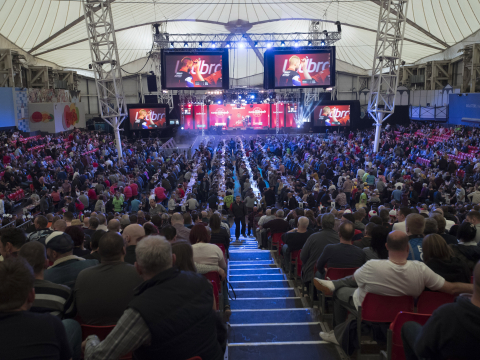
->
<box><xmin>29</xmin><ymin>102</ymin><xmax>86</xmax><ymax>133</ymax></box>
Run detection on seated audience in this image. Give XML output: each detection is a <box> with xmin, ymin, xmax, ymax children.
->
<box><xmin>281</xmin><ymin>216</ymin><xmax>313</xmax><ymax>273</ymax></box>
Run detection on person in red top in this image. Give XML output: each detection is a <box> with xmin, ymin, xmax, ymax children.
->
<box><xmin>155</xmin><ymin>185</ymin><xmax>167</xmax><ymax>203</ymax></box>
<box><xmin>123</xmin><ymin>184</ymin><xmax>132</xmax><ymax>200</ymax></box>
<box><xmin>51</xmin><ymin>188</ymin><xmax>61</xmax><ymax>210</ymax></box>
<box><xmin>3</xmin><ymin>154</ymin><xmax>10</xmax><ymax>165</ymax></box>
<box><xmin>130</xmin><ymin>181</ymin><xmax>138</xmax><ymax>197</ymax></box>
<box><xmin>87</xmin><ymin>187</ymin><xmax>97</xmax><ymax>202</ymax></box>
<box><xmin>177</xmin><ymin>184</ymin><xmax>185</xmax><ymax>199</ymax></box>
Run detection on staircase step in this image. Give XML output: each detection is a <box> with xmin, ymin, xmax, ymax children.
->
<box><xmin>230</xmin><ymin>280</ymin><xmax>291</xmax><ymax>289</ymax></box>
<box><xmin>233</xmin><ymin>289</ymin><xmax>297</xmax><ymax>298</ymax></box>
<box><xmin>230</xmin><ymin>298</ymin><xmax>304</xmax><ymax>310</ymax></box>
<box><xmin>228</xmin><ymin>323</ymin><xmax>323</xmax><ymax>343</ymax></box>
<box><xmin>229</xmin><ymin>308</ymin><xmax>317</xmax><ymax>324</ymax></box>
<box><xmin>229</xmin><ymin>264</ymin><xmax>277</xmax><ymax>269</ymax></box>
<box><xmin>229</xmin><ymin>269</ymin><xmax>282</xmax><ymax>275</ymax></box>
<box><xmin>230</xmin><ymin>251</ymin><xmax>272</xmax><ymax>261</ymax></box>
<box><xmin>228</xmin><ymin>343</ymin><xmax>339</xmax><ymax>360</ymax></box>
<box><xmin>229</xmin><ymin>274</ymin><xmax>285</xmax><ymax>281</ymax></box>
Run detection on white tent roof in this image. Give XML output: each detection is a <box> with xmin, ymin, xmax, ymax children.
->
<box><xmin>1</xmin><ymin>0</ymin><xmax>479</xmax><ymax>74</ymax></box>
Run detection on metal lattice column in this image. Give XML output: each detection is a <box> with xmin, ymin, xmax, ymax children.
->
<box><xmin>83</xmin><ymin>0</ymin><xmax>127</xmax><ymax>158</ymax></box>
<box><xmin>367</xmin><ymin>0</ymin><xmax>409</xmax><ymax>153</ymax></box>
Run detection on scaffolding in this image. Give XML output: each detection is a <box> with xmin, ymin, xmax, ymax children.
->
<box><xmin>367</xmin><ymin>0</ymin><xmax>409</xmax><ymax>153</ymax></box>
<box><xmin>83</xmin><ymin>0</ymin><xmax>127</xmax><ymax>158</ymax></box>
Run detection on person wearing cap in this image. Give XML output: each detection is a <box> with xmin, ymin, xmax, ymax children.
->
<box><xmin>44</xmin><ymin>231</ymin><xmax>98</xmax><ymax>289</ymax></box>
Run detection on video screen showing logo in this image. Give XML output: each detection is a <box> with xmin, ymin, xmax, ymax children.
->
<box><xmin>274</xmin><ymin>52</ymin><xmax>331</xmax><ymax>88</ymax></box>
<box><xmin>165</xmin><ymin>54</ymin><xmax>223</xmax><ymax>88</ymax></box>
<box><xmin>314</xmin><ymin>105</ymin><xmax>350</xmax><ymax>127</ymax></box>
<box><xmin>129</xmin><ymin>108</ymin><xmax>167</xmax><ymax>130</ymax></box>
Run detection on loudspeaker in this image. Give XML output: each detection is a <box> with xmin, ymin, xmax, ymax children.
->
<box><xmin>144</xmin><ymin>95</ymin><xmax>158</xmax><ymax>104</ymax></box>
<box><xmin>147</xmin><ymin>75</ymin><xmax>157</xmax><ymax>92</ymax></box>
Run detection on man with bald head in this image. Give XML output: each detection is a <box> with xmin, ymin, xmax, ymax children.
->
<box><xmin>314</xmin><ymin>230</ymin><xmax>474</xmax><ymax>347</ymax></box>
<box><xmin>281</xmin><ymin>216</ymin><xmax>313</xmax><ymax>274</ymax></box>
<box><xmin>171</xmin><ymin>212</ymin><xmax>191</xmax><ymax>242</ymax></box>
<box><xmin>122</xmin><ymin>224</ymin><xmax>145</xmax><ymax>265</ymax></box>
<box><xmin>53</xmin><ymin>220</ymin><xmax>67</xmax><ymax>232</ymax></box>
<box><xmin>74</xmin><ymin>232</ymin><xmax>143</xmax><ymax>325</ymax></box>
<box><xmin>107</xmin><ymin>219</ymin><xmax>121</xmax><ymax>233</ymax></box>
<box><xmin>402</xmin><ymin>261</ymin><xmax>480</xmax><ymax>360</ymax></box>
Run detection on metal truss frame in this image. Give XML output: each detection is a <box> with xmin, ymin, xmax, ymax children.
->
<box><xmin>83</xmin><ymin>0</ymin><xmax>127</xmax><ymax>158</ymax></box>
<box><xmin>152</xmin><ymin>23</ymin><xmax>174</xmax><ymax>110</ymax></box>
<box><xmin>367</xmin><ymin>0</ymin><xmax>409</xmax><ymax>153</ymax></box>
<box><xmin>154</xmin><ymin>32</ymin><xmax>341</xmax><ymax>49</ymax></box>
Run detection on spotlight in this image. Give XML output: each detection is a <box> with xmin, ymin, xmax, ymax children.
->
<box><xmin>267</xmin><ymin>42</ymin><xmax>272</xmax><ymax>48</ymax></box>
<box><xmin>281</xmin><ymin>41</ymin><xmax>285</xmax><ymax>47</ymax></box>
<box><xmin>238</xmin><ymin>95</ymin><xmax>242</xmax><ymax>99</ymax></box>
<box><xmin>184</xmin><ymin>42</ymin><xmax>188</xmax><ymax>48</ymax></box>
<box><xmin>250</xmin><ymin>95</ymin><xmax>255</xmax><ymax>99</ymax></box>
<box><xmin>254</xmin><ymin>41</ymin><xmax>258</xmax><ymax>47</ymax></box>
<box><xmin>181</xmin><ymin>126</ymin><xmax>184</xmax><ymax>130</ymax></box>
<box><xmin>212</xmin><ymin>42</ymin><xmax>216</xmax><ymax>48</ymax></box>
<box><xmin>226</xmin><ymin>42</ymin><xmax>231</xmax><ymax>48</ymax></box>
<box><xmin>170</xmin><ymin>42</ymin><xmax>174</xmax><ymax>48</ymax></box>
<box><xmin>335</xmin><ymin>21</ymin><xmax>342</xmax><ymax>33</ymax></box>
<box><xmin>294</xmin><ymin>41</ymin><xmax>299</xmax><ymax>47</ymax></box>
<box><xmin>217</xmin><ymin>100</ymin><xmax>222</xmax><ymax>104</ymax></box>
<box><xmin>199</xmin><ymin>42</ymin><xmax>203</xmax><ymax>48</ymax></box>
<box><xmin>297</xmin><ymin>125</ymin><xmax>300</xmax><ymax>128</ymax></box>
<box><xmin>321</xmin><ymin>40</ymin><xmax>325</xmax><ymax>46</ymax></box>
<box><xmin>239</xmin><ymin>41</ymin><xmax>245</xmax><ymax>48</ymax></box>
<box><xmin>308</xmin><ymin>41</ymin><xmax>312</xmax><ymax>46</ymax></box>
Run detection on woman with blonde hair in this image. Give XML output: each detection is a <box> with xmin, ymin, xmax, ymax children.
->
<box><xmin>423</xmin><ymin>233</ymin><xmax>470</xmax><ymax>283</ymax></box>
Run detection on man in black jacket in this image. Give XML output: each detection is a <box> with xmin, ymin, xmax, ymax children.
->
<box><xmin>83</xmin><ymin>236</ymin><xmax>225</xmax><ymax>360</ymax></box>
<box><xmin>281</xmin><ymin>217</ymin><xmax>313</xmax><ymax>274</ymax></box>
<box><xmin>232</xmin><ymin>195</ymin><xmax>247</xmax><ymax>240</ymax></box>
<box><xmin>401</xmin><ymin>261</ymin><xmax>480</xmax><ymax>360</ymax></box>
<box><xmin>286</xmin><ymin>192</ymin><xmax>298</xmax><ymax>210</ymax></box>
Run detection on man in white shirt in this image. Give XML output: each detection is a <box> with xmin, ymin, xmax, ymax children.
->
<box><xmin>313</xmin><ymin>231</ymin><xmax>473</xmax><ymax>346</ymax></box>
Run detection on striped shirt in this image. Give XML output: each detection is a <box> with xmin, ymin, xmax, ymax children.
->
<box><xmin>31</xmin><ymin>279</ymin><xmax>74</xmax><ymax>318</ymax></box>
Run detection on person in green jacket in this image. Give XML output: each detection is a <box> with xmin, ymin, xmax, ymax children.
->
<box><xmin>112</xmin><ymin>192</ymin><xmax>124</xmax><ymax>212</ymax></box>
<box><xmin>224</xmin><ymin>191</ymin><xmax>234</xmax><ymax>210</ymax></box>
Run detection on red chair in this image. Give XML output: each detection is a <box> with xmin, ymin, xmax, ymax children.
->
<box><xmin>270</xmin><ymin>232</ymin><xmax>284</xmax><ymax>252</ymax></box>
<box><xmin>203</xmin><ymin>272</ymin><xmax>221</xmax><ymax>298</ymax></box>
<box><xmin>215</xmin><ymin>243</ymin><xmax>226</xmax><ymax>258</ymax></box>
<box><xmin>357</xmin><ymin>294</ymin><xmax>415</xmax><ymax>358</ymax></box>
<box><xmin>210</xmin><ymin>280</ymin><xmax>219</xmax><ymax>310</ymax></box>
<box><xmin>385</xmin><ymin>312</ymin><xmax>431</xmax><ymax>360</ymax></box>
<box><xmin>417</xmin><ymin>291</ymin><xmax>455</xmax><ymax>315</ymax></box>
<box><xmin>321</xmin><ymin>268</ymin><xmax>358</xmax><ymax>318</ymax></box>
<box><xmin>290</xmin><ymin>250</ymin><xmax>302</xmax><ymax>281</ymax></box>
<box><xmin>81</xmin><ymin>324</ymin><xmax>132</xmax><ymax>359</ymax></box>
<box><xmin>185</xmin><ymin>357</ymin><xmax>202</xmax><ymax>360</ymax></box>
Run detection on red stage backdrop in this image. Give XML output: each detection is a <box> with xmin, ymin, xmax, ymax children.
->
<box><xmin>286</xmin><ymin>103</ymin><xmax>298</xmax><ymax>127</ymax></box>
<box><xmin>129</xmin><ymin>107</ymin><xmax>167</xmax><ymax>130</ymax></box>
<box><xmin>313</xmin><ymin>105</ymin><xmax>350</xmax><ymax>126</ymax></box>
<box><xmin>194</xmin><ymin>106</ymin><xmax>208</xmax><ymax>130</ymax></box>
<box><xmin>274</xmin><ymin>52</ymin><xmax>331</xmax><ymax>87</ymax></box>
<box><xmin>271</xmin><ymin>103</ymin><xmax>284</xmax><ymax>128</ymax></box>
<box><xmin>164</xmin><ymin>54</ymin><xmax>223</xmax><ymax>88</ymax></box>
<box><xmin>182</xmin><ymin>105</ymin><xmax>193</xmax><ymax>130</ymax></box>
<box><xmin>209</xmin><ymin>104</ymin><xmax>270</xmax><ymax>129</ymax></box>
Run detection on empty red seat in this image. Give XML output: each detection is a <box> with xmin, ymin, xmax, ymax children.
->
<box><xmin>387</xmin><ymin>312</ymin><xmax>431</xmax><ymax>360</ymax></box>
<box><xmin>357</xmin><ymin>294</ymin><xmax>415</xmax><ymax>358</ymax></box>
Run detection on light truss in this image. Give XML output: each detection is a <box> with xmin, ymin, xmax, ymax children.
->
<box><xmin>367</xmin><ymin>0</ymin><xmax>409</xmax><ymax>153</ymax></box>
<box><xmin>154</xmin><ymin>32</ymin><xmax>341</xmax><ymax>49</ymax></box>
<box><xmin>83</xmin><ymin>0</ymin><xmax>127</xmax><ymax>158</ymax></box>
<box><xmin>151</xmin><ymin>23</ymin><xmax>174</xmax><ymax>110</ymax></box>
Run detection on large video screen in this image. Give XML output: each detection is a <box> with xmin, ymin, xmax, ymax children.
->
<box><xmin>264</xmin><ymin>48</ymin><xmax>335</xmax><ymax>89</ymax></box>
<box><xmin>313</xmin><ymin>104</ymin><xmax>350</xmax><ymax>126</ymax></box>
<box><xmin>161</xmin><ymin>50</ymin><xmax>229</xmax><ymax>90</ymax></box>
<box><xmin>209</xmin><ymin>104</ymin><xmax>270</xmax><ymax>129</ymax></box>
<box><xmin>128</xmin><ymin>106</ymin><xmax>167</xmax><ymax>130</ymax></box>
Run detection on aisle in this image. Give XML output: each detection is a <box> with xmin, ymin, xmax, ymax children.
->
<box><xmin>226</xmin><ymin>225</ymin><xmax>343</xmax><ymax>360</ymax></box>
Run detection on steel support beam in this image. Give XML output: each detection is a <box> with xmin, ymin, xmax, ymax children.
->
<box><xmin>83</xmin><ymin>0</ymin><xmax>127</xmax><ymax>158</ymax></box>
<box><xmin>367</xmin><ymin>0</ymin><xmax>409</xmax><ymax>153</ymax></box>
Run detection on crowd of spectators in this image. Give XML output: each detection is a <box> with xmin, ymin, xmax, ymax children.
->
<box><xmin>1</xmin><ymin>122</ymin><xmax>480</xmax><ymax>359</ymax></box>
